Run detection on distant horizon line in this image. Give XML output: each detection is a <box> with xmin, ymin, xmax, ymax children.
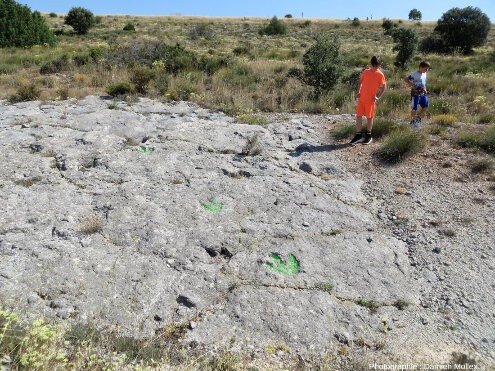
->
<box><xmin>39</xmin><ymin>12</ymin><xmax>447</xmax><ymax>22</ymax></box>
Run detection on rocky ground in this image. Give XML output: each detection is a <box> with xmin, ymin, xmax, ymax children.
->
<box><xmin>0</xmin><ymin>96</ymin><xmax>493</xmax><ymax>369</ymax></box>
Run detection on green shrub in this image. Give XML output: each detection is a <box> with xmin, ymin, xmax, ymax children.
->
<box><xmin>233</xmin><ymin>43</ymin><xmax>252</xmax><ymax>56</ymax></box>
<box><xmin>39</xmin><ymin>54</ymin><xmax>69</xmax><ymax>74</ymax></box>
<box><xmin>302</xmin><ymin>33</ymin><xmax>343</xmax><ymax>96</ymax></box>
<box><xmin>376</xmin><ymin>129</ymin><xmax>426</xmax><ymax>163</ymax></box>
<box><xmin>175</xmin><ymin>78</ymin><xmax>198</xmax><ymax>100</ymax></box>
<box><xmin>73</xmin><ymin>54</ymin><xmax>90</xmax><ymax>66</ymax></box>
<box><xmin>259</xmin><ymin>16</ymin><xmax>286</xmax><ymax>36</ymax></box>
<box><xmin>434</xmin><ymin>6</ymin><xmax>491</xmax><ymax>54</ymax></box>
<box><xmin>49</xmin><ymin>12</ymin><xmax>57</xmax><ymax>18</ymax></box>
<box><xmin>9</xmin><ymin>83</ymin><xmax>41</xmax><ymax>103</ymax></box>
<box><xmin>390</xmin><ymin>27</ymin><xmax>418</xmax><ymax>69</ymax></box>
<box><xmin>351</xmin><ymin>17</ymin><xmax>360</xmax><ymax>27</ymax></box>
<box><xmin>419</xmin><ymin>34</ymin><xmax>445</xmax><ymax>54</ymax></box>
<box><xmin>299</xmin><ymin>20</ymin><xmax>311</xmax><ymax>28</ymax></box>
<box><xmin>159</xmin><ymin>43</ymin><xmax>198</xmax><ymax>74</ymax></box>
<box><xmin>285</xmin><ymin>14</ymin><xmax>293</xmax><ymax>18</ymax></box>
<box><xmin>130</xmin><ymin>67</ymin><xmax>154</xmax><ymax>94</ymax></box>
<box><xmin>189</xmin><ymin>23</ymin><xmax>214</xmax><ymax>39</ymax></box>
<box><xmin>238</xmin><ymin>114</ymin><xmax>268</xmax><ymax>125</ymax></box>
<box><xmin>0</xmin><ymin>0</ymin><xmax>55</xmax><ymax>47</ymax></box>
<box><xmin>105</xmin><ymin>82</ymin><xmax>133</xmax><ymax>96</ymax></box>
<box><xmin>220</xmin><ymin>65</ymin><xmax>255</xmax><ymax>87</ymax></box>
<box><xmin>286</xmin><ymin>67</ymin><xmax>303</xmax><ymax>79</ymax></box>
<box><xmin>123</xmin><ymin>22</ymin><xmax>135</xmax><ymax>31</ymax></box>
<box><xmin>64</xmin><ymin>7</ymin><xmax>95</xmax><ymax>35</ymax></box>
<box><xmin>198</xmin><ymin>55</ymin><xmax>229</xmax><ymax>75</ymax></box>
<box><xmin>88</xmin><ymin>46</ymin><xmax>104</xmax><ymax>62</ymax></box>
<box><xmin>382</xmin><ymin>19</ymin><xmax>394</xmax><ymax>30</ymax></box>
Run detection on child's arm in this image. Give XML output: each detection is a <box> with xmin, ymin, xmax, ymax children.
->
<box><xmin>374</xmin><ymin>83</ymin><xmax>387</xmax><ymax>100</ymax></box>
<box><xmin>356</xmin><ymin>81</ymin><xmax>363</xmax><ymax>98</ymax></box>
<box><xmin>404</xmin><ymin>76</ymin><xmax>414</xmax><ymax>88</ymax></box>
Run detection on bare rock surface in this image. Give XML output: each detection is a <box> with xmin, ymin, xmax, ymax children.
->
<box><xmin>0</xmin><ymin>97</ymin><xmax>493</xmax><ymax>367</ymax></box>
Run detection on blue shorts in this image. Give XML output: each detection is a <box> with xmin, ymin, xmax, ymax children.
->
<box><xmin>411</xmin><ymin>95</ymin><xmax>429</xmax><ymax>110</ymax></box>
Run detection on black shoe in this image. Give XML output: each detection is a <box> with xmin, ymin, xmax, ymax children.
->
<box><xmin>362</xmin><ymin>133</ymin><xmax>372</xmax><ymax>145</ymax></box>
<box><xmin>350</xmin><ymin>134</ymin><xmax>364</xmax><ymax>145</ymax></box>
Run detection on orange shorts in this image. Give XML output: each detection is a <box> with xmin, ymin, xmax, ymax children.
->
<box><xmin>356</xmin><ymin>99</ymin><xmax>376</xmax><ymax>118</ymax></box>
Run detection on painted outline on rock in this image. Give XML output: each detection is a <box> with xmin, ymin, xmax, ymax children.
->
<box><xmin>265</xmin><ymin>254</ymin><xmax>299</xmax><ymax>274</ymax></box>
<box><xmin>202</xmin><ymin>198</ymin><xmax>223</xmax><ymax>214</ymax></box>
<box><xmin>135</xmin><ymin>146</ymin><xmax>154</xmax><ymax>154</ymax></box>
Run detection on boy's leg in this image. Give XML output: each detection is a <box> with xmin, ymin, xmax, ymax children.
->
<box><xmin>356</xmin><ymin>115</ymin><xmax>363</xmax><ymax>132</ymax></box>
<box><xmin>410</xmin><ymin>109</ymin><xmax>417</xmax><ymax>122</ymax></box>
<box><xmin>350</xmin><ymin>115</ymin><xmax>365</xmax><ymax>144</ymax></box>
<box><xmin>366</xmin><ymin>117</ymin><xmax>374</xmax><ymax>132</ymax></box>
<box><xmin>350</xmin><ymin>101</ymin><xmax>365</xmax><ymax>144</ymax></box>
<box><xmin>419</xmin><ymin>107</ymin><xmax>428</xmax><ymax>119</ymax></box>
<box><xmin>362</xmin><ymin>116</ymin><xmax>373</xmax><ymax>144</ymax></box>
<box><xmin>361</xmin><ymin>102</ymin><xmax>375</xmax><ymax>144</ymax></box>
<box><xmin>418</xmin><ymin>96</ymin><xmax>429</xmax><ymax>120</ymax></box>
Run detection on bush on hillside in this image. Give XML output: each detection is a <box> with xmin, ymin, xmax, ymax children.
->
<box><xmin>351</xmin><ymin>17</ymin><xmax>360</xmax><ymax>27</ymax></box>
<box><xmin>302</xmin><ymin>33</ymin><xmax>343</xmax><ymax>96</ymax></box>
<box><xmin>39</xmin><ymin>55</ymin><xmax>69</xmax><ymax>74</ymax></box>
<box><xmin>106</xmin><ymin>82</ymin><xmax>134</xmax><ymax>96</ymax></box>
<box><xmin>434</xmin><ymin>6</ymin><xmax>491</xmax><ymax>54</ymax></box>
<box><xmin>259</xmin><ymin>16</ymin><xmax>286</xmax><ymax>36</ymax></box>
<box><xmin>0</xmin><ymin>0</ymin><xmax>55</xmax><ymax>47</ymax></box>
<box><xmin>64</xmin><ymin>7</ymin><xmax>95</xmax><ymax>35</ymax></box>
<box><xmin>123</xmin><ymin>23</ymin><xmax>135</xmax><ymax>31</ymax></box>
<box><xmin>188</xmin><ymin>24</ymin><xmax>215</xmax><ymax>40</ymax></box>
<box><xmin>382</xmin><ymin>19</ymin><xmax>394</xmax><ymax>30</ymax></box>
<box><xmin>419</xmin><ymin>34</ymin><xmax>446</xmax><ymax>54</ymax></box>
<box><xmin>9</xmin><ymin>83</ymin><xmax>41</xmax><ymax>102</ymax></box>
<box><xmin>130</xmin><ymin>67</ymin><xmax>154</xmax><ymax>94</ymax></box>
<box><xmin>389</xmin><ymin>28</ymin><xmax>418</xmax><ymax>69</ymax></box>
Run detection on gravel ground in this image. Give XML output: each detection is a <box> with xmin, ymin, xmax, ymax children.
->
<box><xmin>322</xmin><ymin>115</ymin><xmax>495</xmax><ymax>368</ymax></box>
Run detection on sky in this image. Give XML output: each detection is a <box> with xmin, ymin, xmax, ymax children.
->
<box><xmin>18</xmin><ymin>0</ymin><xmax>495</xmax><ymax>22</ymax></box>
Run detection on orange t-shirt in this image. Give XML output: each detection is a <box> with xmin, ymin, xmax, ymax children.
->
<box><xmin>359</xmin><ymin>69</ymin><xmax>386</xmax><ymax>102</ymax></box>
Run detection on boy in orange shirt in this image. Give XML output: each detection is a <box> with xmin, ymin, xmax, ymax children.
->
<box><xmin>350</xmin><ymin>56</ymin><xmax>387</xmax><ymax>145</ymax></box>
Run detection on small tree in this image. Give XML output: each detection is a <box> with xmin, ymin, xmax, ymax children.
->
<box><xmin>0</xmin><ymin>0</ymin><xmax>55</xmax><ymax>48</ymax></box>
<box><xmin>351</xmin><ymin>17</ymin><xmax>361</xmax><ymax>27</ymax></box>
<box><xmin>390</xmin><ymin>28</ymin><xmax>418</xmax><ymax>69</ymax></box>
<box><xmin>284</xmin><ymin>14</ymin><xmax>293</xmax><ymax>18</ymax></box>
<box><xmin>259</xmin><ymin>16</ymin><xmax>286</xmax><ymax>35</ymax></box>
<box><xmin>123</xmin><ymin>23</ymin><xmax>135</xmax><ymax>31</ymax></box>
<box><xmin>382</xmin><ymin>18</ymin><xmax>394</xmax><ymax>30</ymax></box>
<box><xmin>302</xmin><ymin>33</ymin><xmax>343</xmax><ymax>96</ymax></box>
<box><xmin>434</xmin><ymin>6</ymin><xmax>490</xmax><ymax>54</ymax></box>
<box><xmin>64</xmin><ymin>7</ymin><xmax>95</xmax><ymax>35</ymax></box>
<box><xmin>408</xmin><ymin>9</ymin><xmax>422</xmax><ymax>21</ymax></box>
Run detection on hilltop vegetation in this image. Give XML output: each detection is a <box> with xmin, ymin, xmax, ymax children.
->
<box><xmin>0</xmin><ymin>11</ymin><xmax>493</xmax><ymax>126</ymax></box>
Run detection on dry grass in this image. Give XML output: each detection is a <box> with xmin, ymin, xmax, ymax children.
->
<box><xmin>77</xmin><ymin>214</ymin><xmax>104</xmax><ymax>234</ymax></box>
<box><xmin>1</xmin><ymin>13</ymin><xmax>493</xmax><ymax>121</ymax></box>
